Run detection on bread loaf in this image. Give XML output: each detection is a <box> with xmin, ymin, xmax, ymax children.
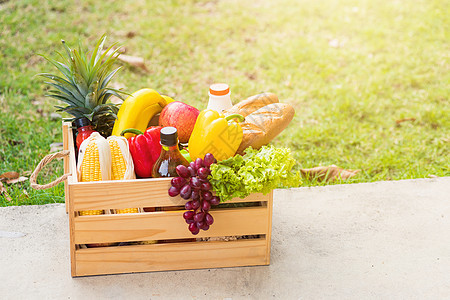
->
<box><xmin>236</xmin><ymin>103</ymin><xmax>295</xmax><ymax>155</ymax></box>
<box><xmin>224</xmin><ymin>92</ymin><xmax>279</xmax><ymax>118</ymax></box>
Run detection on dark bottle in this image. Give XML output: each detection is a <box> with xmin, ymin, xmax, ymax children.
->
<box><xmin>151</xmin><ymin>127</ymin><xmax>195</xmax><ymax>242</ymax></box>
<box><xmin>152</xmin><ymin>127</ymin><xmax>189</xmax><ymax>178</ymax></box>
<box><xmin>74</xmin><ymin>117</ymin><xmax>97</xmax><ymax>150</ymax></box>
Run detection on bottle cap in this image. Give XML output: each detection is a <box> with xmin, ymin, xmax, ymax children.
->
<box><xmin>160</xmin><ymin>127</ymin><xmax>178</xmax><ymax>146</ymax></box>
<box><xmin>74</xmin><ymin>117</ymin><xmax>91</xmax><ymax>128</ymax></box>
<box><xmin>209</xmin><ymin>83</ymin><xmax>230</xmax><ymax>96</ymax></box>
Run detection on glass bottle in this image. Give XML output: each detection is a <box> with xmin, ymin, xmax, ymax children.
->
<box><xmin>151</xmin><ymin>127</ymin><xmax>196</xmax><ymax>241</ymax></box>
<box><xmin>74</xmin><ymin>117</ymin><xmax>97</xmax><ymax>150</ymax></box>
<box><xmin>207</xmin><ymin>83</ymin><xmax>233</xmax><ymax>113</ymax></box>
<box><xmin>152</xmin><ymin>127</ymin><xmax>189</xmax><ymax>178</ymax></box>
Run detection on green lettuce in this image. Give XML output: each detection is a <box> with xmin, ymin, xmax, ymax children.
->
<box><xmin>209</xmin><ymin>146</ymin><xmax>301</xmax><ymax>202</ymax></box>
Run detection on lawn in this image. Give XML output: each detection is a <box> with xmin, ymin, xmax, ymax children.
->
<box><xmin>1</xmin><ymin>0</ymin><xmax>449</xmax><ymax>206</ymax></box>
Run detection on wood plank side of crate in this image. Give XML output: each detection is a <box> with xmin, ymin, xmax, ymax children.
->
<box><xmin>69</xmin><ymin>179</ymin><xmax>270</xmax><ymax>210</ymax></box>
<box><xmin>74</xmin><ymin>238</ymin><xmax>268</xmax><ymax>276</ymax></box>
<box><xmin>64</xmin><ymin>123</ymin><xmax>274</xmax><ymax>276</ymax></box>
<box><xmin>63</xmin><ymin>121</ymin><xmax>79</xmax><ymax>277</ymax></box>
<box><xmin>265</xmin><ymin>190</ymin><xmax>274</xmax><ymax>265</ymax></box>
<box><xmin>74</xmin><ymin>206</ymin><xmax>269</xmax><ymax>244</ymax></box>
<box><xmin>62</xmin><ymin>122</ymin><xmax>69</xmax><ymax>213</ymax></box>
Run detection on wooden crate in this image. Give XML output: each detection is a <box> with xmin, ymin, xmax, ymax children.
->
<box><xmin>62</xmin><ymin>122</ymin><xmax>273</xmax><ymax>277</ymax></box>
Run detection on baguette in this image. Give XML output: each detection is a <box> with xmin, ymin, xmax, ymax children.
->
<box><xmin>236</xmin><ymin>103</ymin><xmax>295</xmax><ymax>155</ymax></box>
<box><xmin>224</xmin><ymin>92</ymin><xmax>279</xmax><ymax>118</ymax></box>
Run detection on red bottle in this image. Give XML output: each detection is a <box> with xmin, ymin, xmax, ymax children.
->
<box><xmin>74</xmin><ymin>117</ymin><xmax>96</xmax><ymax>149</ymax></box>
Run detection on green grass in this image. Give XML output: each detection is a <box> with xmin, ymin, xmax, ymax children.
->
<box><xmin>1</xmin><ymin>0</ymin><xmax>449</xmax><ymax>206</ymax></box>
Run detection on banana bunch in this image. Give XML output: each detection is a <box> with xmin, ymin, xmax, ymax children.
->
<box><xmin>111</xmin><ymin>89</ymin><xmax>174</xmax><ymax>139</ymax></box>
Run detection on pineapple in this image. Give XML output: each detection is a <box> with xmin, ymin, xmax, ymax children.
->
<box><xmin>38</xmin><ymin>35</ymin><xmax>127</xmax><ymax>137</ymax></box>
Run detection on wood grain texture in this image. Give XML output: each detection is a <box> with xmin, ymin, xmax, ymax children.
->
<box><xmin>67</xmin><ymin>124</ymin><xmax>78</xmax><ymax>183</ymax></box>
<box><xmin>265</xmin><ymin>190</ymin><xmax>274</xmax><ymax>264</ymax></box>
<box><xmin>69</xmin><ymin>179</ymin><xmax>271</xmax><ymax>210</ymax></box>
<box><xmin>68</xmin><ymin>178</ymin><xmax>77</xmax><ymax>277</ymax></box>
<box><xmin>74</xmin><ymin>206</ymin><xmax>269</xmax><ymax>244</ymax></box>
<box><xmin>62</xmin><ymin>122</ymin><xmax>69</xmax><ymax>213</ymax></box>
<box><xmin>63</xmin><ymin>124</ymin><xmax>274</xmax><ymax>276</ymax></box>
<box><xmin>74</xmin><ymin>238</ymin><xmax>268</xmax><ymax>276</ymax></box>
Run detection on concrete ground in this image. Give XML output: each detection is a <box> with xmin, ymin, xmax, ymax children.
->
<box><xmin>0</xmin><ymin>178</ymin><xmax>449</xmax><ymax>299</ymax></box>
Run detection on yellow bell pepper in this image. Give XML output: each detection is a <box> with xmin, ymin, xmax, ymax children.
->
<box><xmin>111</xmin><ymin>89</ymin><xmax>174</xmax><ymax>139</ymax></box>
<box><xmin>188</xmin><ymin>109</ymin><xmax>244</xmax><ymax>161</ymax></box>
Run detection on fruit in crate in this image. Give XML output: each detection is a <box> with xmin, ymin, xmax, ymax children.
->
<box><xmin>38</xmin><ymin>35</ymin><xmax>128</xmax><ymax>137</ymax></box>
<box><xmin>168</xmin><ymin>153</ymin><xmax>220</xmax><ymax>235</ymax></box>
<box><xmin>159</xmin><ymin>101</ymin><xmax>200</xmax><ymax>143</ymax></box>
<box><xmin>112</xmin><ymin>89</ymin><xmax>173</xmax><ymax>139</ymax></box>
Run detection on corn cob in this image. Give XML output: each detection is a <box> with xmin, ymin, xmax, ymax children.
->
<box><xmin>107</xmin><ymin>136</ymin><xmax>137</xmax><ymax>214</ymax></box>
<box><xmin>115</xmin><ymin>208</ymin><xmax>139</xmax><ymax>214</ymax></box>
<box><xmin>79</xmin><ymin>210</ymin><xmax>104</xmax><ymax>216</ymax></box>
<box><xmin>110</xmin><ymin>139</ymin><xmax>127</xmax><ymax>181</ymax></box>
<box><xmin>77</xmin><ymin>132</ymin><xmax>111</xmax><ymax>216</ymax></box>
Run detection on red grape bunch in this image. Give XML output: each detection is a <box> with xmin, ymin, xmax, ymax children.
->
<box><xmin>168</xmin><ymin>153</ymin><xmax>221</xmax><ymax>235</ymax></box>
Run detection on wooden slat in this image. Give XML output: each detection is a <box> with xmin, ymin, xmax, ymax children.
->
<box><xmin>265</xmin><ymin>190</ymin><xmax>274</xmax><ymax>264</ymax></box>
<box><xmin>68</xmin><ymin>173</ymin><xmax>77</xmax><ymax>277</ymax></box>
<box><xmin>74</xmin><ymin>206</ymin><xmax>269</xmax><ymax>244</ymax></box>
<box><xmin>74</xmin><ymin>238</ymin><xmax>268</xmax><ymax>276</ymax></box>
<box><xmin>67</xmin><ymin>124</ymin><xmax>78</xmax><ymax>183</ymax></box>
<box><xmin>62</xmin><ymin>122</ymin><xmax>69</xmax><ymax>213</ymax></box>
<box><xmin>69</xmin><ymin>178</ymin><xmax>271</xmax><ymax>210</ymax></box>
<box><xmin>65</xmin><ymin>123</ymin><xmax>273</xmax><ymax>276</ymax></box>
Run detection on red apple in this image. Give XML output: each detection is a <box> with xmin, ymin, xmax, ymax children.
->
<box><xmin>158</xmin><ymin>101</ymin><xmax>200</xmax><ymax>143</ymax></box>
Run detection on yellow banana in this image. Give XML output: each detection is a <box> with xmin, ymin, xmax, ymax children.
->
<box><xmin>112</xmin><ymin>89</ymin><xmax>171</xmax><ymax>139</ymax></box>
<box><xmin>161</xmin><ymin>94</ymin><xmax>175</xmax><ymax>104</ymax></box>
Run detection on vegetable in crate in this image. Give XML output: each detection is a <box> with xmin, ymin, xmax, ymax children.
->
<box><xmin>107</xmin><ymin>136</ymin><xmax>139</xmax><ymax>214</ymax></box>
<box><xmin>112</xmin><ymin>88</ymin><xmax>173</xmax><ymax>139</ymax></box>
<box><xmin>209</xmin><ymin>145</ymin><xmax>301</xmax><ymax>202</ymax></box>
<box><xmin>77</xmin><ymin>132</ymin><xmax>111</xmax><ymax>215</ymax></box>
<box><xmin>38</xmin><ymin>35</ymin><xmax>128</xmax><ymax>137</ymax></box>
<box><xmin>188</xmin><ymin>109</ymin><xmax>245</xmax><ymax>162</ymax></box>
<box><xmin>107</xmin><ymin>136</ymin><xmax>135</xmax><ymax>180</ymax></box>
<box><xmin>121</xmin><ymin>127</ymin><xmax>162</xmax><ymax>178</ymax></box>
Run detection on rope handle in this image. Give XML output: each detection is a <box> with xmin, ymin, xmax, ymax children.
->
<box><xmin>30</xmin><ymin>150</ymin><xmax>71</xmax><ymax>190</ymax></box>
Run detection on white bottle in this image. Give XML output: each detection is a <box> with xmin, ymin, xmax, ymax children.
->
<box><xmin>207</xmin><ymin>83</ymin><xmax>233</xmax><ymax>113</ymax></box>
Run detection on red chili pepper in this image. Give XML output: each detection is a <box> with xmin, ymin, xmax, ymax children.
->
<box><xmin>120</xmin><ymin>127</ymin><xmax>162</xmax><ymax>178</ymax></box>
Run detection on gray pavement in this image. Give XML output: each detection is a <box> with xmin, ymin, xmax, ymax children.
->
<box><xmin>0</xmin><ymin>178</ymin><xmax>449</xmax><ymax>299</ymax></box>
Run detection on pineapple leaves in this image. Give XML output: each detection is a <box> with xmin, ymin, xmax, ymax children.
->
<box><xmin>98</xmin><ymin>88</ymin><xmax>126</xmax><ymax>104</ymax></box>
<box><xmin>84</xmin><ymin>103</ymin><xmax>119</xmax><ymax>120</ymax></box>
<box><xmin>43</xmin><ymin>82</ymin><xmax>84</xmax><ymax>107</ymax></box>
<box><xmin>90</xmin><ymin>35</ymin><xmax>107</xmax><ymax>70</ymax></box>
<box><xmin>84</xmin><ymin>92</ymin><xmax>97</xmax><ymax>110</ymax></box>
<box><xmin>61</xmin><ymin>40</ymin><xmax>72</xmax><ymax>61</ymax></box>
<box><xmin>100</xmin><ymin>67</ymin><xmax>122</xmax><ymax>90</ymax></box>
<box><xmin>39</xmin><ymin>55</ymin><xmax>72</xmax><ymax>83</ymax></box>
<box><xmin>45</xmin><ymin>93</ymin><xmax>79</xmax><ymax>109</ymax></box>
<box><xmin>38</xmin><ymin>73</ymin><xmax>85</xmax><ymax>103</ymax></box>
<box><xmin>56</xmin><ymin>106</ymin><xmax>91</xmax><ymax>117</ymax></box>
<box><xmin>72</xmin><ymin>49</ymin><xmax>90</xmax><ymax>85</ymax></box>
<box><xmin>38</xmin><ymin>35</ymin><xmax>127</xmax><ymax>134</ymax></box>
<box><xmin>90</xmin><ymin>44</ymin><xmax>121</xmax><ymax>83</ymax></box>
